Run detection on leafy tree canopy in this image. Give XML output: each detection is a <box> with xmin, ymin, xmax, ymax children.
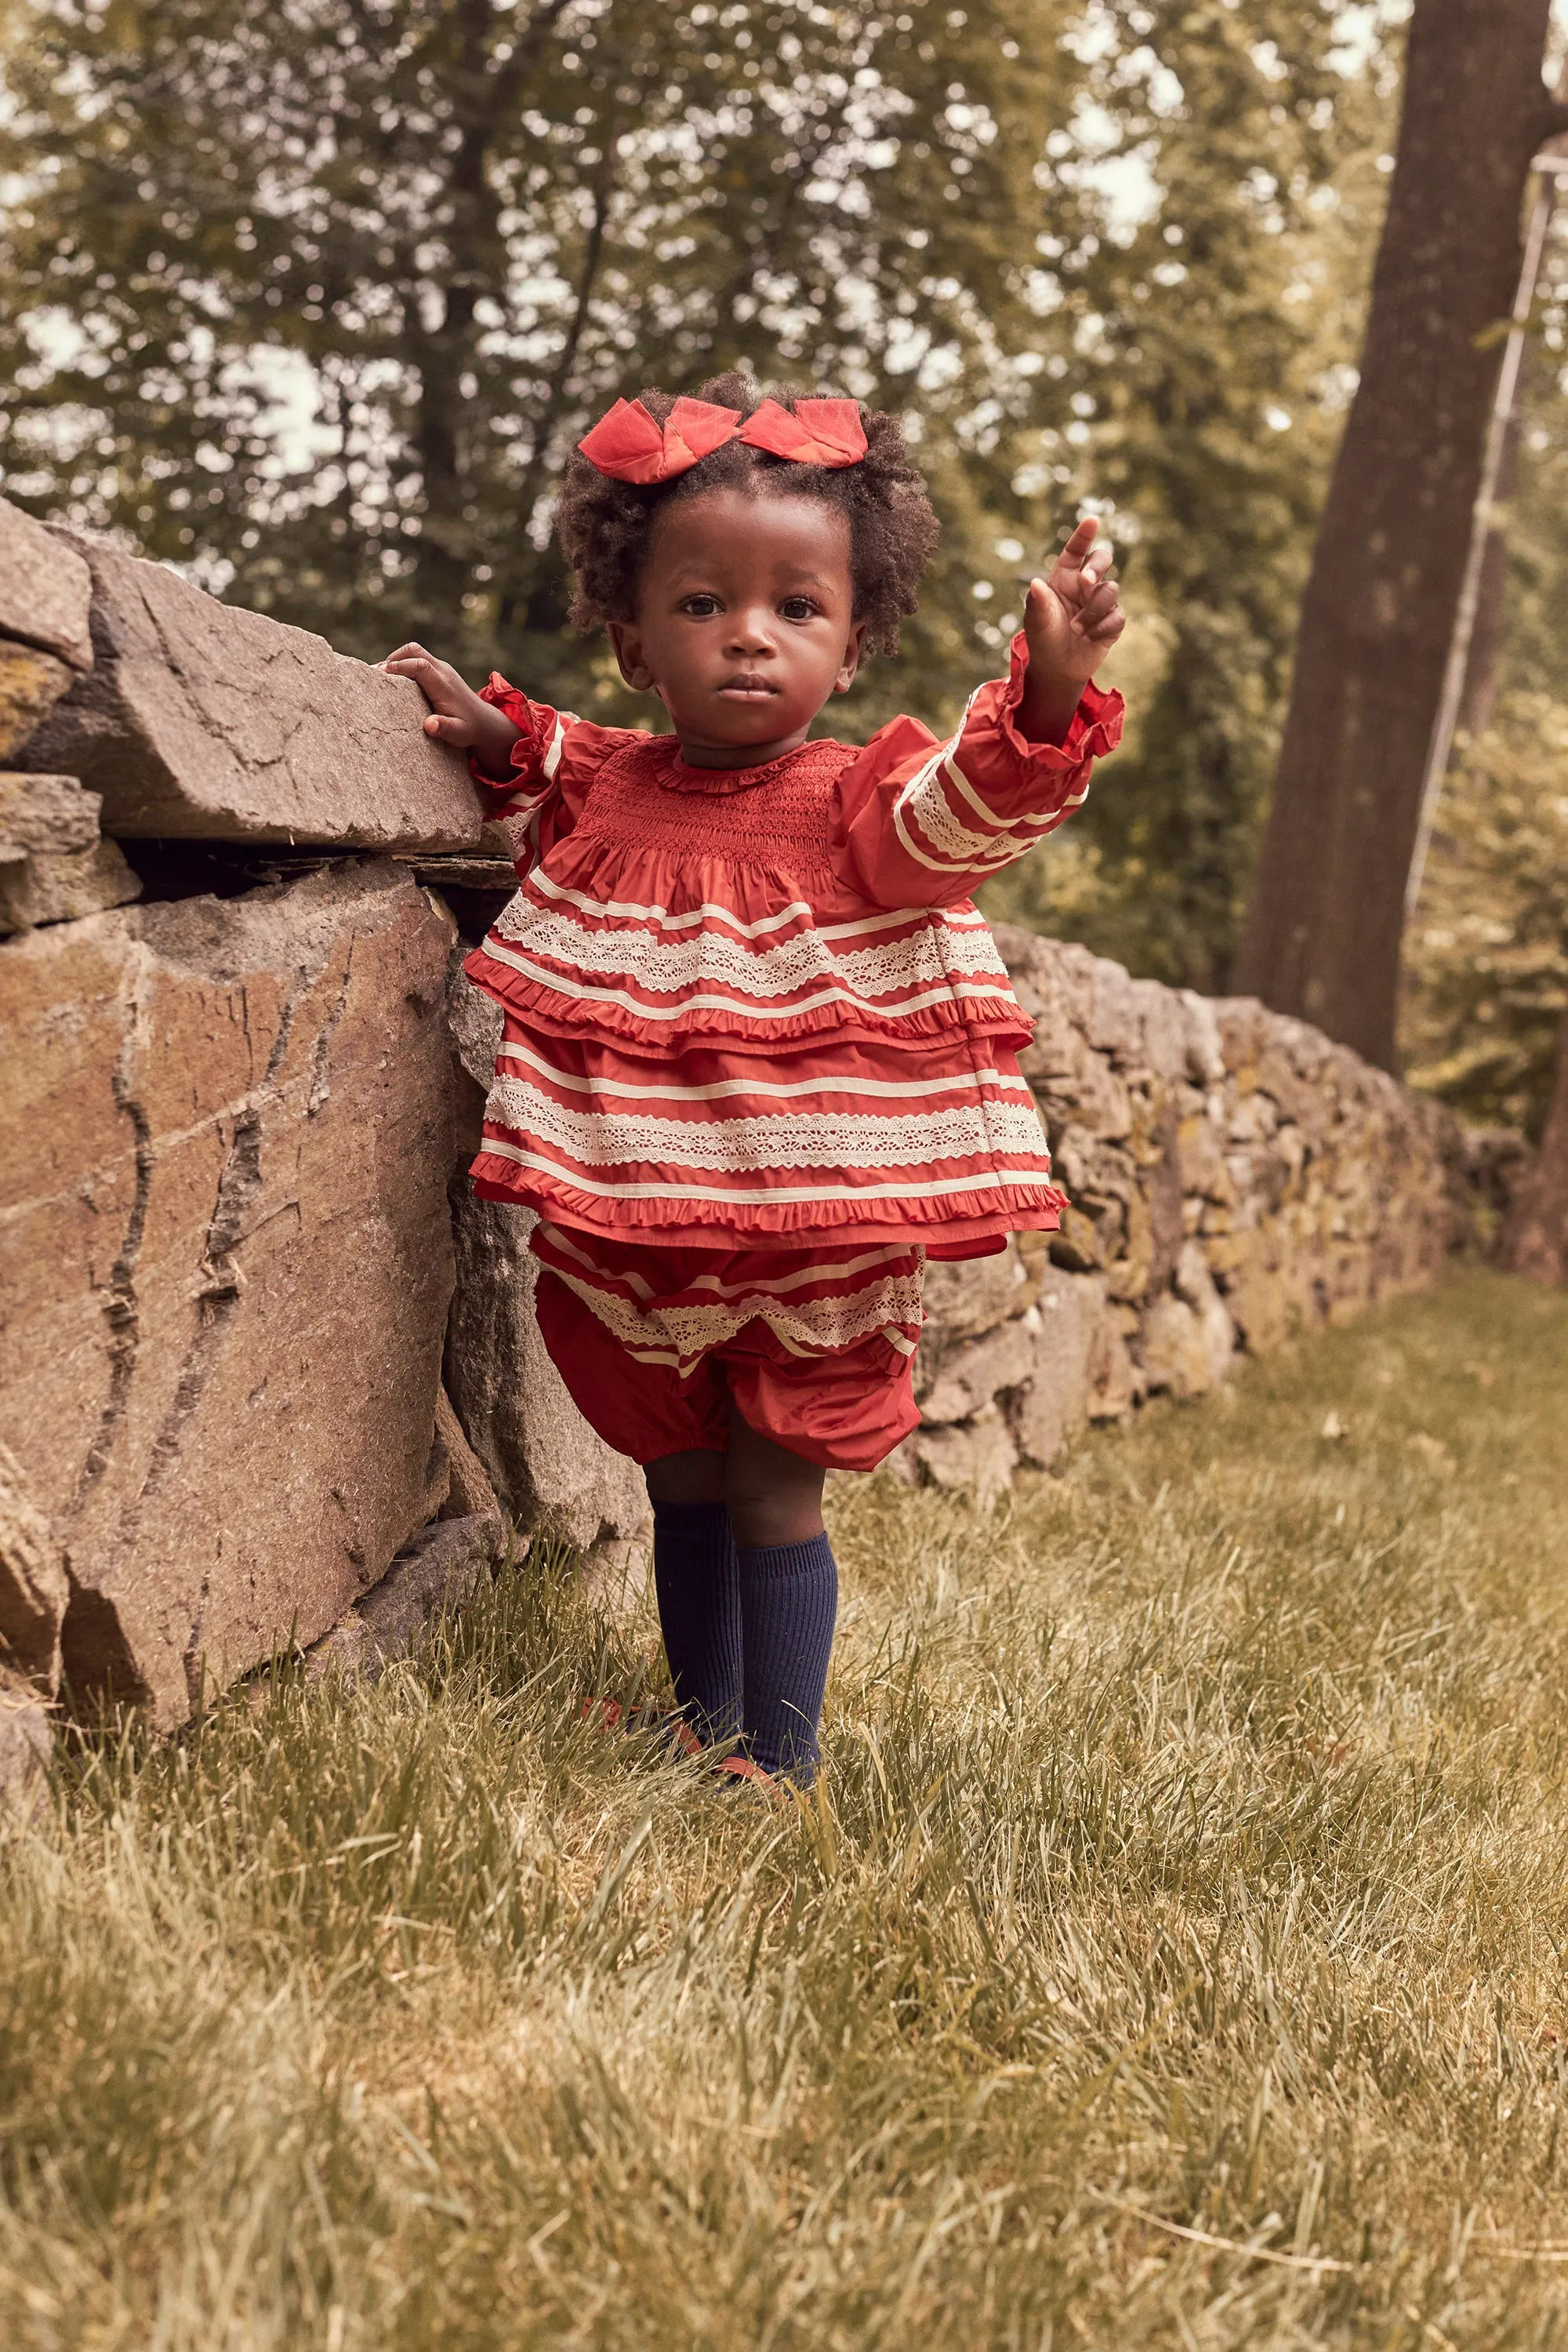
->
<box><xmin>2</xmin><ymin>0</ymin><xmax>1397</xmax><ymax>982</ymax></box>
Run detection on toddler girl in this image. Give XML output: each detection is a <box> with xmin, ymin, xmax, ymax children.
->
<box><xmin>385</xmin><ymin>372</ymin><xmax>1124</xmax><ymax>1787</ymax></box>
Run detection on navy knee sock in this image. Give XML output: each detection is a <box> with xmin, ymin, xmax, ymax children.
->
<box><xmin>651</xmin><ymin>1500</ymin><xmax>742</xmax><ymax>1743</ymax></box>
<box><xmin>737</xmin><ymin>1533</ymin><xmax>838</xmax><ymax>1784</ymax></box>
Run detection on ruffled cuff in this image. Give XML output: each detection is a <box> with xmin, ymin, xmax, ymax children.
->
<box><xmin>997</xmin><ymin>632</ymin><xmax>1125</xmax><ymax>767</ymax></box>
<box><xmin>470</xmin><ymin>673</ymin><xmax>539</xmax><ymax>790</ymax></box>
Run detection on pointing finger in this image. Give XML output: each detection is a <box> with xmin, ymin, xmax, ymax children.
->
<box><xmin>1058</xmin><ymin>516</ymin><xmax>1100</xmax><ymax>566</ymax></box>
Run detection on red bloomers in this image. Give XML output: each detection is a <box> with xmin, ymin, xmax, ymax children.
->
<box><xmin>529</xmin><ymin>1221</ymin><xmax>924</xmax><ymax>1473</ymax></box>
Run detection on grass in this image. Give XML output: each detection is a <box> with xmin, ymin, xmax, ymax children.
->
<box><xmin>5</xmin><ymin>1266</ymin><xmax>1568</xmax><ymax>2350</ymax></box>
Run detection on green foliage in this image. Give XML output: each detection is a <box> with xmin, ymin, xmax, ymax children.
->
<box><xmin>983</xmin><ymin>49</ymin><xmax>1398</xmax><ymax>985</ymax></box>
<box><xmin>5</xmin><ymin>1274</ymin><xmax>1568</xmax><ymax>2343</ymax></box>
<box><xmin>1393</xmin><ymin>206</ymin><xmax>1568</xmax><ymax>1141</ymax></box>
<box><xmin>0</xmin><ymin>0</ymin><xmax>1093</xmax><ymax>715</ymax></box>
<box><xmin>1</xmin><ymin>0</ymin><xmax>1396</xmax><ymax>979</ymax></box>
<box><xmin>1402</xmin><ymin>691</ymin><xmax>1568</xmax><ymax>1142</ymax></box>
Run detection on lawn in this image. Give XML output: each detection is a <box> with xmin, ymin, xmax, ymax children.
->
<box><xmin>5</xmin><ymin>1267</ymin><xmax>1568</xmax><ymax>2350</ymax></box>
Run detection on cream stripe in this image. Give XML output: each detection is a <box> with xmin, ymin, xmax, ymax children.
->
<box><xmin>477</xmin><ymin>937</ymin><xmax>1018</xmax><ymax>1021</ymax></box>
<box><xmin>486</xmin><ymin>1078</ymin><xmax>1049</xmax><ymax>1171</ymax></box>
<box><xmin>495</xmin><ymin>1036</ymin><xmax>1033</xmax><ymax>1105</ymax></box>
<box><xmin>493</xmin><ymin>895</ymin><xmax>1011</xmax><ymax>998</ymax></box>
<box><xmin>892</xmin><ymin>791</ymin><xmax>969</xmax><ymax>876</ymax></box>
<box><xmin>479</xmin><ymin>1141</ymin><xmax>1054</xmax><ymax>1205</ymax></box>
<box><xmin>891</xmin><ymin>737</ymin><xmax>965</xmax><ymax>874</ymax></box>
<box><xmin>942</xmin><ymin>743</ymin><xmax>1077</xmax><ymax>835</ymax></box>
<box><xmin>536</xmin><ymin>1221</ymin><xmax>658</xmax><ymax>1300</ymax></box>
<box><xmin>541</xmin><ymin>1258</ymin><xmax>925</xmax><ymax>1361</ymax></box>
<box><xmin>540</xmin><ymin>710</ymin><xmax>572</xmax><ymax>782</ymax></box>
<box><xmin>536</xmin><ymin>1221</ymin><xmax>913</xmax><ymax>1301</ymax></box>
<box><xmin>531</xmin><ymin>874</ymin><xmax>970</xmax><ymax>949</ymax></box>
<box><xmin>907</xmin><ymin>770</ymin><xmax>1031</xmax><ymax>870</ymax></box>
<box><xmin>817</xmin><ymin>904</ymin><xmax>988</xmax><ymax>940</ymax></box>
<box><xmin>938</xmin><ymin>753</ymin><xmax>1094</xmax><ymax>851</ymax></box>
<box><xmin>897</xmin><ymin>770</ymin><xmax>1091</xmax><ymax>875</ymax></box>
<box><xmin>532</xmin><ymin>864</ymin><xmax>815</xmax><ymax>938</ymax></box>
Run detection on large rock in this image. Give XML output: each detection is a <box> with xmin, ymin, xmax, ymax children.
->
<box><xmin>444</xmin><ymin>971</ymin><xmax>650</xmax><ymax>1559</ymax></box>
<box><xmin>1009</xmin><ymin>1267</ymin><xmax>1109</xmax><ymax>1466</ymax></box>
<box><xmin>445</xmin><ymin>1187</ymin><xmax>652</xmax><ymax>1558</ymax></box>
<box><xmin>906</xmin><ymin>1405</ymin><xmax>1019</xmax><ymax>1505</ymax></box>
<box><xmin>0</xmin><ymin>498</ymin><xmax>93</xmax><ymax>670</ymax></box>
<box><xmin>0</xmin><ymin>772</ymin><xmax>143</xmax><ymax>936</ymax></box>
<box><xmin>0</xmin><ymin>860</ymin><xmax>463</xmax><ymax>1726</ymax></box>
<box><xmin>0</xmin><ymin>838</ymin><xmax>140</xmax><ymax>933</ymax></box>
<box><xmin>20</xmin><ymin>528</ymin><xmax>486</xmax><ymax>851</ymax></box>
<box><xmin>0</xmin><ymin>1664</ymin><xmax>51</xmax><ymax>1819</ymax></box>
<box><xmin>0</xmin><ymin>1440</ymin><xmax>71</xmax><ymax>1695</ymax></box>
<box><xmin>304</xmin><ymin>1513</ymin><xmax>507</xmax><ymax>1686</ymax></box>
<box><xmin>0</xmin><ymin>644</ymin><xmax>78</xmax><ymax>759</ymax></box>
<box><xmin>0</xmin><ymin>771</ymin><xmax>103</xmax><ymax>858</ymax></box>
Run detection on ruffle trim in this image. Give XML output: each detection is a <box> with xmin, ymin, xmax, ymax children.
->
<box><xmin>462</xmin><ymin>942</ymin><xmax>1036</xmax><ymax>1055</ymax></box>
<box><xmin>997</xmin><ymin>636</ymin><xmax>1125</xmax><ymax>767</ymax></box>
<box><xmin>470</xmin><ymin>1155</ymin><xmax>1064</xmax><ymax>1251</ymax></box>
<box><xmin>466</xmin><ymin>676</ymin><xmax>543</xmax><ymax>790</ymax></box>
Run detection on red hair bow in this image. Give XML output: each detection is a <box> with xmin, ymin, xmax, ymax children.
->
<box><xmin>739</xmin><ymin>397</ymin><xmax>868</xmax><ymax>467</ymax></box>
<box><xmin>576</xmin><ymin>393</ymin><xmax>868</xmax><ymax>482</ymax></box>
<box><xmin>576</xmin><ymin>396</ymin><xmax>742</xmax><ymax>485</ymax></box>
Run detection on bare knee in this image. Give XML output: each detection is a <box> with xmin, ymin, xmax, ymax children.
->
<box><xmin>645</xmin><ymin>1448</ymin><xmax>728</xmax><ymax>1507</ymax></box>
<box><xmin>724</xmin><ymin>1410</ymin><xmax>825</xmax><ymax>1548</ymax></box>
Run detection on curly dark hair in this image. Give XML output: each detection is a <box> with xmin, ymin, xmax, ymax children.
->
<box><xmin>555</xmin><ymin>372</ymin><xmax>939</xmax><ymax>657</ymax></box>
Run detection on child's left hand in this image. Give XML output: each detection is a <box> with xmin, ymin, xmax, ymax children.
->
<box><xmin>1014</xmin><ymin>516</ymin><xmax>1125</xmax><ymax>744</ymax></box>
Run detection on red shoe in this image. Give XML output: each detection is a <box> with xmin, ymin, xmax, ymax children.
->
<box><xmin>580</xmin><ymin>1695</ymin><xmax>629</xmax><ymax>1735</ymax></box>
<box><xmin>579</xmin><ymin>1695</ymin><xmax>704</xmax><ymax>1761</ymax></box>
<box><xmin>716</xmin><ymin>1753</ymin><xmax>786</xmax><ymax>1800</ymax></box>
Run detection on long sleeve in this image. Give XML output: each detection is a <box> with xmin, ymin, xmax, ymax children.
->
<box><xmin>470</xmin><ymin>676</ymin><xmax>631</xmax><ymax>873</ymax></box>
<box><xmin>830</xmin><ymin>633</ymin><xmax>1123</xmax><ymax>911</ymax></box>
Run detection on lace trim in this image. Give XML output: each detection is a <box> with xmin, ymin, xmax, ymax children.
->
<box><xmin>898</xmin><ymin>754</ymin><xmax>1085</xmax><ymax>873</ymax></box>
<box><xmin>474</xmin><ymin>935</ymin><xmax>1022</xmax><ymax>1025</ymax></box>
<box><xmin>491</xmin><ymin>895</ymin><xmax>1013</xmax><ymax>1000</ymax></box>
<box><xmin>485</xmin><ymin>1077</ymin><xmax>1051</xmax><ymax>1172</ymax></box>
<box><xmin>543</xmin><ymin>1260</ymin><xmax>927</xmax><ymax>1363</ymax></box>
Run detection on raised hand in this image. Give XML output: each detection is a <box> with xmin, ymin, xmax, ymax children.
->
<box><xmin>1027</xmin><ymin>517</ymin><xmax>1124</xmax><ymax>681</ymax></box>
<box><xmin>380</xmin><ymin>642</ymin><xmax>522</xmax><ymax>776</ymax></box>
<box><xmin>1014</xmin><ymin>516</ymin><xmax>1125</xmax><ymax>746</ymax></box>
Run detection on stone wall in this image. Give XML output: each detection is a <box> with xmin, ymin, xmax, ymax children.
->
<box><xmin>0</xmin><ymin>499</ymin><xmax>638</xmax><ymax>1753</ymax></box>
<box><xmin>0</xmin><ymin>495</ymin><xmax>1501</xmax><ymax>1772</ymax></box>
<box><xmin>898</xmin><ymin>927</ymin><xmax>1468</xmax><ymax>1501</ymax></box>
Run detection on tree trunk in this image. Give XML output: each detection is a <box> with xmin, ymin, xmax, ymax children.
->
<box><xmin>1454</xmin><ymin>389</ymin><xmax>1523</xmax><ymax>744</ymax></box>
<box><xmin>1504</xmin><ymin>1011</ymin><xmax>1568</xmax><ymax>1283</ymax></box>
<box><xmin>1233</xmin><ymin>0</ymin><xmax>1560</xmax><ymax>1069</ymax></box>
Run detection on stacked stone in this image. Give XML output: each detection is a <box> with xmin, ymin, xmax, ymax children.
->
<box><xmin>0</xmin><ymin>500</ymin><xmax>646</xmax><ymax>1791</ymax></box>
<box><xmin>899</xmin><ymin>927</ymin><xmax>1465</xmax><ymax>1499</ymax></box>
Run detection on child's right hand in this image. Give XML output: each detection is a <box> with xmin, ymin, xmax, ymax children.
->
<box><xmin>379</xmin><ymin>643</ymin><xmax>523</xmax><ymax>778</ymax></box>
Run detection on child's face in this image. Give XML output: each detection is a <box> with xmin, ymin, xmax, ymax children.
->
<box><xmin>608</xmin><ymin>486</ymin><xmax>868</xmax><ymax>765</ymax></box>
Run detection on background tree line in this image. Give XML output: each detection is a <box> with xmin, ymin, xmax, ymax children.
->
<box><xmin>2</xmin><ymin>0</ymin><xmax>1566</xmax><ymax>1196</ymax></box>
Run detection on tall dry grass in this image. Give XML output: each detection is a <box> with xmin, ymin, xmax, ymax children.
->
<box><xmin>4</xmin><ymin>1267</ymin><xmax>1568</xmax><ymax>2350</ymax></box>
